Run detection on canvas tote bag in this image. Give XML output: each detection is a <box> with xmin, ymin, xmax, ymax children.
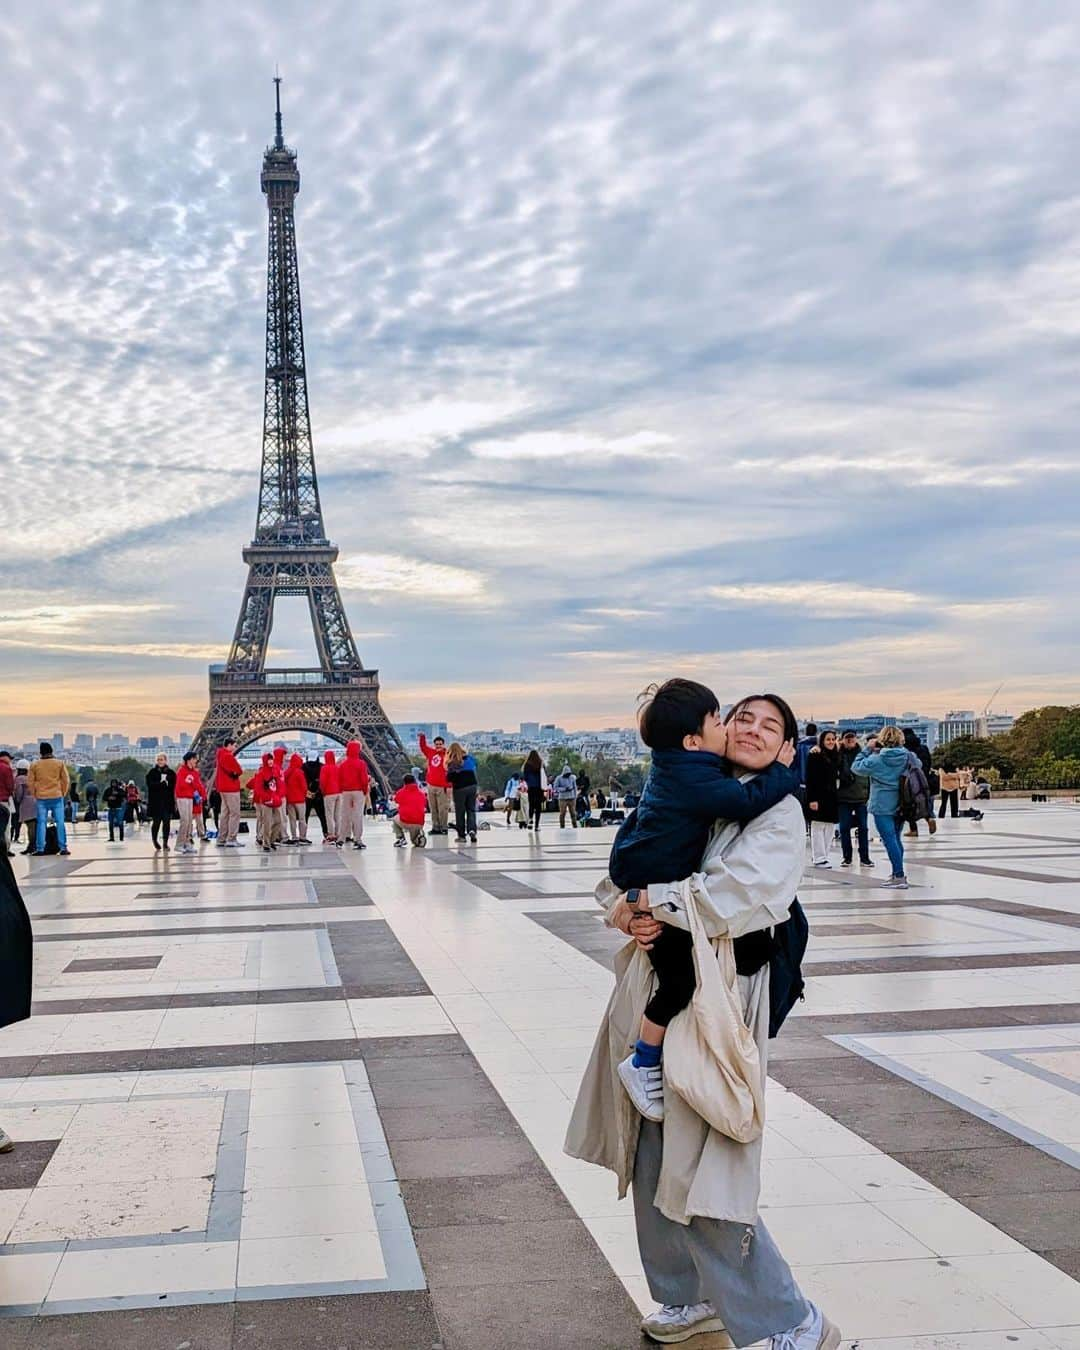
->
<box><xmin>662</xmin><ymin>884</ymin><xmax>765</xmax><ymax>1143</ymax></box>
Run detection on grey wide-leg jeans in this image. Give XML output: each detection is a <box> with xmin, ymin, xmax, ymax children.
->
<box><xmin>633</xmin><ymin>1121</ymin><xmax>809</xmax><ymax>1347</ymax></box>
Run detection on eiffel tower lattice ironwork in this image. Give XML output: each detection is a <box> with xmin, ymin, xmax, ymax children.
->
<box><xmin>192</xmin><ymin>79</ymin><xmax>409</xmax><ymax>790</ymax></box>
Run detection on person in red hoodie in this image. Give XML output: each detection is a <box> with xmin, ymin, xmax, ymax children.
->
<box><xmin>392</xmin><ymin>773</ymin><xmax>428</xmax><ymax>848</ymax></box>
<box><xmin>250</xmin><ymin>752</ymin><xmax>284</xmax><ymax>852</ymax></box>
<box><xmin>319</xmin><ymin>749</ymin><xmax>341</xmax><ymax>843</ymax></box>
<box><xmin>272</xmin><ymin>745</ymin><xmax>289</xmax><ymax>842</ymax></box>
<box><xmin>284</xmin><ymin>753</ymin><xmax>311</xmax><ymax>844</ymax></box>
<box><xmin>418</xmin><ymin>733</ymin><xmax>449</xmax><ymax>835</ymax></box>
<box><xmin>174</xmin><ymin>751</ymin><xmax>207</xmax><ymax>855</ymax></box>
<box><xmin>247</xmin><ymin>755</ymin><xmax>267</xmax><ymax>846</ymax></box>
<box><xmin>338</xmin><ymin>739</ymin><xmax>371</xmax><ymax>851</ymax></box>
<box><xmin>215</xmin><ymin>739</ymin><xmax>245</xmax><ymax>847</ymax></box>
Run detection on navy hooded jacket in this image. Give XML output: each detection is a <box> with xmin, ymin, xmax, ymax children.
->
<box><xmin>608</xmin><ymin>748</ymin><xmax>800</xmax><ymax>891</ymax></box>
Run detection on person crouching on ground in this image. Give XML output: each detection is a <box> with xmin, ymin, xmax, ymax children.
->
<box><xmin>608</xmin><ymin>678</ymin><xmax>799</xmax><ymax>1122</ymax></box>
<box><xmin>392</xmin><ymin>775</ymin><xmax>428</xmax><ymax>848</ymax></box>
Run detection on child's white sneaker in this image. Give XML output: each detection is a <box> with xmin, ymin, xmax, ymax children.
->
<box><xmin>618</xmin><ymin>1054</ymin><xmax>665</xmax><ymax>1122</ymax></box>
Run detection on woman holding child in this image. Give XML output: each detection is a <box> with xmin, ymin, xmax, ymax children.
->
<box><xmin>566</xmin><ymin>686</ymin><xmax>840</xmax><ymax>1350</ymax></box>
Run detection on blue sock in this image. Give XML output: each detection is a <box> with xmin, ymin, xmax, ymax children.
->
<box><xmin>632</xmin><ymin>1039</ymin><xmax>662</xmax><ymax>1069</ymax></box>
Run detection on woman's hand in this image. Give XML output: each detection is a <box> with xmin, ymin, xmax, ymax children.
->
<box><xmin>630</xmin><ymin>911</ymin><xmax>663</xmax><ymax>950</ymax></box>
<box><xmin>778</xmin><ymin>739</ymin><xmax>797</xmax><ymax>767</ymax></box>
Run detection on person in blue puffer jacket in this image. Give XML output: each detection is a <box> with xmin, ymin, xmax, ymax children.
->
<box><xmin>851</xmin><ymin>725</ymin><xmax>911</xmax><ymax>889</ymax></box>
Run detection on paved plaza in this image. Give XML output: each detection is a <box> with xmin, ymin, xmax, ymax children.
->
<box><xmin>1</xmin><ymin>802</ymin><xmax>1079</xmax><ymax>1347</ymax></box>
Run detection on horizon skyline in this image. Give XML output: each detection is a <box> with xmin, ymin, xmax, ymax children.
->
<box><xmin>5</xmin><ymin>4</ymin><xmax>1080</xmax><ymax>739</ymax></box>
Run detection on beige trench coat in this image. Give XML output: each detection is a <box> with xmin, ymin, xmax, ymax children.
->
<box><xmin>564</xmin><ymin>795</ymin><xmax>805</xmax><ymax>1227</ymax></box>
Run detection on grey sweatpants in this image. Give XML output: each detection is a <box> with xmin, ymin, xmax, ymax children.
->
<box><xmin>633</xmin><ymin>1120</ymin><xmax>809</xmax><ymax>1347</ymax></box>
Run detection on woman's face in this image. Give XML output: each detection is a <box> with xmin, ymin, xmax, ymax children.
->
<box><xmin>823</xmin><ymin>731</ymin><xmax>837</xmax><ymax>751</ymax></box>
<box><xmin>725</xmin><ymin>699</ymin><xmax>789</xmax><ymax>771</ymax></box>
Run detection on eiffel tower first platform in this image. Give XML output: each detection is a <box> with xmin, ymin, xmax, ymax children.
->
<box><xmin>191</xmin><ymin>80</ymin><xmax>409</xmax><ymax>790</ymax></box>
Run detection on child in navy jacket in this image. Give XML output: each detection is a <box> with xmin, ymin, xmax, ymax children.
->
<box><xmin>610</xmin><ymin>679</ymin><xmax>798</xmax><ymax>1121</ymax></box>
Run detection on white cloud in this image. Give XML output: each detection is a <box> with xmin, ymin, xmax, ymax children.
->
<box><xmin>472</xmin><ymin>430</ymin><xmax>676</xmax><ymax>460</ymax></box>
<box><xmin>336</xmin><ymin>552</ymin><xmax>489</xmax><ymax>604</ymax></box>
<box><xmin>705</xmin><ymin>582</ymin><xmax>923</xmax><ymax>616</ymax></box>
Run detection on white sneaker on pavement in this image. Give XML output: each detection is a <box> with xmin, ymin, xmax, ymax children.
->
<box><xmin>769</xmin><ymin>1303</ymin><xmax>841</xmax><ymax>1350</ymax></box>
<box><xmin>0</xmin><ymin>1126</ymin><xmax>14</xmax><ymax>1153</ymax></box>
<box><xmin>641</xmin><ymin>1301</ymin><xmax>725</xmax><ymax>1344</ymax></box>
<box><xmin>617</xmin><ymin>1054</ymin><xmax>665</xmax><ymax>1122</ymax></box>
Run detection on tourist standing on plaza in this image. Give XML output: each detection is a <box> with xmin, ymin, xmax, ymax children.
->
<box><xmin>338</xmin><ymin>740</ymin><xmax>371</xmax><ymax>850</ymax></box>
<box><xmin>553</xmin><ymin>764</ymin><xmax>579</xmax><ymax>828</ymax></box>
<box><xmin>0</xmin><ymin>751</ymin><xmax>14</xmax><ymax>851</ymax></box>
<box><xmin>250</xmin><ymin>752</ymin><xmax>284</xmax><ymax>851</ymax></box>
<box><xmin>837</xmin><ymin>731</ymin><xmax>873</xmax><ymax>867</ymax></box>
<box><xmin>28</xmin><ymin>743</ymin><xmax>70</xmax><ymax>856</ymax></box>
<box><xmin>806</xmin><ymin>730</ymin><xmax>840</xmax><ymax>867</ymax></box>
<box><xmin>446</xmin><ymin>742</ymin><xmax>479</xmax><ymax>844</ymax></box>
<box><xmin>68</xmin><ymin>782</ymin><xmax>79</xmax><ymax>826</ymax></box>
<box><xmin>901</xmin><ymin>729</ymin><xmax>937</xmax><ymax>838</ymax></box>
<box><xmin>84</xmin><ymin>777</ymin><xmax>99</xmax><ymax>821</ymax></box>
<box><xmin>215</xmin><ymin>739</ymin><xmax>245</xmax><ymax>846</ymax></box>
<box><xmin>303</xmin><ymin>755</ymin><xmax>327</xmax><ymax>836</ymax></box>
<box><xmin>418</xmin><ymin>733</ymin><xmax>451</xmax><ymax>836</ymax></box>
<box><xmin>502</xmin><ymin>771</ymin><xmax>521</xmax><ymax>827</ymax></box>
<box><xmin>852</xmin><ymin>726</ymin><xmax>910</xmax><ymax>889</ymax></box>
<box><xmin>522</xmin><ymin>749</ymin><xmax>548</xmax><ymax>831</ymax></box>
<box><xmin>567</xmin><ymin>694</ymin><xmax>841</xmax><ymax>1350</ymax></box>
<box><xmin>206</xmin><ymin>786</ymin><xmax>221</xmax><ymax>833</ymax></box>
<box><xmin>146</xmin><ymin>754</ymin><xmax>177</xmax><ymax>852</ymax></box>
<box><xmin>795</xmin><ymin>722</ymin><xmax>818</xmax><ymax>796</ymax></box>
<box><xmin>103</xmin><ymin>778</ymin><xmax>127</xmax><ymax>842</ymax></box>
<box><xmin>174</xmin><ymin>752</ymin><xmax>206</xmax><ymax>854</ymax></box>
<box><xmin>285</xmin><ymin>753</ymin><xmax>310</xmax><ymax>843</ymax></box>
<box><xmin>12</xmin><ymin>762</ymin><xmax>35</xmax><ymax>852</ymax></box>
<box><xmin>938</xmin><ymin>763</ymin><xmax>961</xmax><ymax>817</ymax></box>
<box><xmin>320</xmin><ymin>748</ymin><xmax>342</xmax><ymax>843</ymax></box>
<box><xmin>0</xmin><ymin>844</ymin><xmax>33</xmax><ymax>1153</ymax></box>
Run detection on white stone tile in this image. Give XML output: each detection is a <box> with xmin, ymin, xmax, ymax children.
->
<box><xmin>947</xmin><ymin>1254</ymin><xmax>1080</xmax><ymax>1328</ymax></box>
<box><xmin>0</xmin><ymin>1250</ymin><xmax>63</xmax><ymax>1306</ymax></box>
<box><xmin>47</xmin><ymin>1241</ymin><xmax>238</xmax><ymax>1303</ymax></box>
<box><xmin>244</xmin><ymin>1111</ymin><xmax>360</xmax><ymax>1151</ymax></box>
<box><xmin>247</xmin><ymin>1083</ymin><xmax>353</xmax><ymax>1119</ymax></box>
<box><xmin>815</xmin><ymin>1153</ymin><xmax>941</xmax><ymax>1203</ymax></box>
<box><xmin>874</xmin><ymin>1198</ymin><xmax>1027</xmax><ymax>1257</ymax></box>
<box><xmin>240</xmin><ymin>1183</ymin><xmax>379</xmax><ymax>1239</ymax></box>
<box><xmin>11</xmin><ymin>1177</ymin><xmax>213</xmax><ymax>1243</ymax></box>
<box><xmin>237</xmin><ymin>1231</ymin><xmax>385</xmax><ymax>1287</ymax></box>
<box><xmin>244</xmin><ymin>1143</ymin><xmax>367</xmax><ymax>1189</ymax></box>
<box><xmin>759</xmin><ymin>1156</ymin><xmax>863</xmax><ymax>1208</ymax></box>
<box><xmin>764</xmin><ymin>1201</ymin><xmax>934</xmax><ymax>1264</ymax></box>
<box><xmin>253</xmin><ymin>1002</ymin><xmax>355</xmax><ymax>1043</ymax></box>
<box><xmin>0</xmin><ymin>1189</ymin><xmax>32</xmax><ymax>1243</ymax></box>
<box><xmin>346</xmin><ymin>996</ymin><xmax>455</xmax><ymax>1037</ymax></box>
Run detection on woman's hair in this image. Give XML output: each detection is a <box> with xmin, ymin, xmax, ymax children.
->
<box><xmin>878</xmin><ymin>725</ymin><xmax>905</xmax><ymax>748</ymax></box>
<box><xmin>723</xmin><ymin>693</ymin><xmax>799</xmax><ymax>746</ymax></box>
<box><xmin>943</xmin><ymin>760</ymin><xmax>956</xmax><ymax>773</ymax></box>
<box><xmin>523</xmin><ymin>749</ymin><xmax>543</xmax><ymax>772</ymax></box>
<box><xmin>446</xmin><ymin>742</ymin><xmax>466</xmax><ymax>770</ymax></box>
<box><xmin>818</xmin><ymin>729</ymin><xmax>838</xmax><ymax>751</ymax></box>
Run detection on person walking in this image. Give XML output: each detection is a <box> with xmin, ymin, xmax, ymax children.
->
<box><xmin>103</xmin><ymin>778</ymin><xmax>127</xmax><ymax>842</ymax></box>
<box><xmin>0</xmin><ymin>751</ymin><xmax>14</xmax><ymax>852</ymax></box>
<box><xmin>174</xmin><ymin>751</ymin><xmax>206</xmax><ymax>854</ymax></box>
<box><xmin>806</xmin><ymin>729</ymin><xmax>840</xmax><ymax>868</ymax></box>
<box><xmin>338</xmin><ymin>740</ymin><xmax>371</xmax><ymax>850</ymax></box>
<box><xmin>938</xmin><ymin>762</ymin><xmax>961</xmax><ymax>818</ymax></box>
<box><xmin>852</xmin><ymin>726</ymin><xmax>911</xmax><ymax>889</ymax></box>
<box><xmin>285</xmin><ymin>753</ymin><xmax>310</xmax><ymax>844</ymax></box>
<box><xmin>13</xmin><ymin>761</ymin><xmax>36</xmax><ymax>853</ymax></box>
<box><xmin>28</xmin><ymin>743</ymin><xmax>70</xmax><ymax>856</ymax></box>
<box><xmin>145</xmin><ymin>754</ymin><xmax>177</xmax><ymax>852</ymax></box>
<box><xmin>503</xmin><ymin>772</ymin><xmax>521</xmax><ymax>828</ymax></box>
<box><xmin>553</xmin><ymin>764</ymin><xmax>579</xmax><ymax>828</ymax></box>
<box><xmin>320</xmin><ymin>749</ymin><xmax>342</xmax><ymax>844</ymax></box>
<box><xmin>445</xmin><ymin>742</ymin><xmax>479</xmax><ymax>844</ymax></box>
<box><xmin>215</xmin><ymin>739</ymin><xmax>245</xmax><ymax>847</ymax></box>
<box><xmin>522</xmin><ymin>749</ymin><xmax>547</xmax><ymax>832</ymax></box>
<box><xmin>418</xmin><ymin>733</ymin><xmax>451</xmax><ymax>836</ymax></box>
<box><xmin>566</xmin><ymin>694</ymin><xmax>842</xmax><ymax>1350</ymax></box>
<box><xmin>837</xmin><ymin>731</ymin><xmax>873</xmax><ymax>868</ymax></box>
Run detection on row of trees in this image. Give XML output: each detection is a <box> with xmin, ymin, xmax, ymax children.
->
<box><xmin>930</xmin><ymin>706</ymin><xmax>1080</xmax><ymax>789</ymax></box>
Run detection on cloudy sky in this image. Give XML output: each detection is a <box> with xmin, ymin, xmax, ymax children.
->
<box><xmin>2</xmin><ymin>1</ymin><xmax>1079</xmax><ymax>742</ymax></box>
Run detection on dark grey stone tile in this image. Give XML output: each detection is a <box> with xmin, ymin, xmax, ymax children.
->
<box><xmin>378</xmin><ymin>1100</ymin><xmax>521</xmax><ymax>1142</ymax></box>
<box><xmin>851</xmin><ymin>1109</ymin><xmax>1016</xmax><ymax>1154</ymax></box>
<box><xmin>391</xmin><ymin>1135</ymin><xmax>538</xmax><ymax>1180</ymax></box>
<box><xmin>416</xmin><ymin>1218</ymin><xmax>612</xmax><ymax>1289</ymax></box>
<box><xmin>233</xmin><ymin>1292</ymin><xmax>442</xmax><ymax>1350</ymax></box>
<box><xmin>312</xmin><ymin>876</ymin><xmax>374</xmax><ymax>905</ymax></box>
<box><xmin>967</xmin><ymin>1191</ymin><xmax>1080</xmax><ymax>1249</ymax></box>
<box><xmin>0</xmin><ymin>1139</ymin><xmax>59</xmax><ymax>1188</ymax></box>
<box><xmin>432</xmin><ymin>1277</ymin><xmax>642</xmax><ymax>1350</ymax></box>
<box><xmin>456</xmin><ymin>870</ymin><xmax>544</xmax><ymax>899</ymax></box>
<box><xmin>63</xmin><ymin>956</ymin><xmax>162</xmax><ymax>973</ymax></box>
<box><xmin>1039</xmin><ymin>1248</ymin><xmax>1080</xmax><ymax>1280</ymax></box>
<box><xmin>892</xmin><ymin>1145</ymin><xmax>1079</xmax><ymax>1198</ymax></box>
<box><xmin>400</xmin><ymin>1169</ymin><xmax>573</xmax><ymax>1228</ymax></box>
<box><xmin>13</xmin><ymin>1302</ymin><xmax>234</xmax><ymax>1348</ymax></box>
<box><xmin>328</xmin><ymin>919</ymin><xmax>430</xmax><ymax>996</ymax></box>
<box><xmin>767</xmin><ymin>1055</ymin><xmax>900</xmax><ymax>1087</ymax></box>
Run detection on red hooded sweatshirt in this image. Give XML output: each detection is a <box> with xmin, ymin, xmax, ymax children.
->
<box><xmin>248</xmin><ymin>753</ymin><xmax>270</xmax><ymax>805</ymax></box>
<box><xmin>253</xmin><ymin>753</ymin><xmax>284</xmax><ymax>808</ymax></box>
<box><xmin>175</xmin><ymin>763</ymin><xmax>206</xmax><ymax>801</ymax></box>
<box><xmin>320</xmin><ymin>750</ymin><xmax>341</xmax><ymax>797</ymax></box>
<box><xmin>339</xmin><ymin>740</ymin><xmax>371</xmax><ymax>793</ymax></box>
<box><xmin>394</xmin><ymin>781</ymin><xmax>427</xmax><ymax>826</ymax></box>
<box><xmin>419</xmin><ymin>733</ymin><xmax>449</xmax><ymax>788</ymax></box>
<box><xmin>285</xmin><ymin>753</ymin><xmax>309</xmax><ymax>805</ymax></box>
<box><xmin>216</xmin><ymin>745</ymin><xmax>244</xmax><ymax>793</ymax></box>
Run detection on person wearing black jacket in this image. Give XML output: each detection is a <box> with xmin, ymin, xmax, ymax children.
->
<box><xmin>303</xmin><ymin>756</ymin><xmax>328</xmax><ymax>836</ymax></box>
<box><xmin>837</xmin><ymin>731</ymin><xmax>873</xmax><ymax>867</ymax></box>
<box><xmin>102</xmin><ymin>779</ymin><xmax>127</xmax><ymax>842</ymax></box>
<box><xmin>145</xmin><ymin>755</ymin><xmax>177</xmax><ymax>851</ymax></box>
<box><xmin>806</xmin><ymin>729</ymin><xmax>841</xmax><ymax>867</ymax></box>
<box><xmin>0</xmin><ymin>846</ymin><xmax>33</xmax><ymax>1152</ymax></box>
<box><xmin>901</xmin><ymin>729</ymin><xmax>937</xmax><ymax>838</ymax></box>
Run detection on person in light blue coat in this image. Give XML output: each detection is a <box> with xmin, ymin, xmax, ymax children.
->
<box><xmin>851</xmin><ymin>725</ymin><xmax>910</xmax><ymax>888</ymax></box>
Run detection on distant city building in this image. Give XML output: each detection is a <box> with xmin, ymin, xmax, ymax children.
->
<box><xmin>981</xmin><ymin>712</ymin><xmax>1015</xmax><ymax>738</ymax></box>
<box><xmin>519</xmin><ymin>722</ymin><xmax>540</xmax><ymax>740</ymax></box>
<box><xmin>51</xmin><ymin>733</ymin><xmax>65</xmax><ymax>751</ymax></box>
<box><xmin>179</xmin><ymin>732</ymin><xmax>193</xmax><ymax>748</ymax></box>
<box><xmin>74</xmin><ymin>733</ymin><xmax>93</xmax><ymax>750</ymax></box>
<box><xmin>938</xmin><ymin>711</ymin><xmax>979</xmax><ymax>745</ymax></box>
<box><xmin>137</xmin><ymin>737</ymin><xmax>160</xmax><ymax>750</ymax></box>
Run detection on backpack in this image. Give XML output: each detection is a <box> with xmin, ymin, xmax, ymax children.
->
<box><xmin>733</xmin><ymin>897</ymin><xmax>809</xmax><ymax>1039</ymax></box>
<box><xmin>899</xmin><ymin>754</ymin><xmax>931</xmax><ymax>820</ymax></box>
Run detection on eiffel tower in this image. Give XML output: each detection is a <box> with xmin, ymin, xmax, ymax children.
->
<box><xmin>192</xmin><ymin>79</ymin><xmax>409</xmax><ymax>790</ymax></box>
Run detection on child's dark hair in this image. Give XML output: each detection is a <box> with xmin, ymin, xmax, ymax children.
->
<box><xmin>401</xmin><ymin>773</ymin><xmax>415</xmax><ymax>788</ymax></box>
<box><xmin>637</xmin><ymin>678</ymin><xmax>720</xmax><ymax>750</ymax></box>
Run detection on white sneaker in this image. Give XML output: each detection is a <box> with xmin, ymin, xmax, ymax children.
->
<box><xmin>769</xmin><ymin>1303</ymin><xmax>841</xmax><ymax>1350</ymax></box>
<box><xmin>0</xmin><ymin>1126</ymin><xmax>13</xmax><ymax>1153</ymax></box>
<box><xmin>884</xmin><ymin>875</ymin><xmax>909</xmax><ymax>889</ymax></box>
<box><xmin>641</xmin><ymin>1301</ymin><xmax>725</xmax><ymax>1344</ymax></box>
<box><xmin>812</xmin><ymin>860</ymin><xmax>832</xmax><ymax>868</ymax></box>
<box><xmin>617</xmin><ymin>1054</ymin><xmax>664</xmax><ymax>1122</ymax></box>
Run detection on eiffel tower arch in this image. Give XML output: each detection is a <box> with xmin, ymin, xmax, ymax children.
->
<box><xmin>192</xmin><ymin>79</ymin><xmax>410</xmax><ymax>793</ymax></box>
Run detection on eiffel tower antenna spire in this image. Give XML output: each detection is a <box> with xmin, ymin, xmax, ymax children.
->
<box><xmin>191</xmin><ymin>86</ymin><xmax>409</xmax><ymax>791</ymax></box>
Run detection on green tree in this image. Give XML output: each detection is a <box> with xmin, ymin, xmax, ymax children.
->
<box><xmin>1049</xmin><ymin>709</ymin><xmax>1080</xmax><ymax>761</ymax></box>
<box><xmin>545</xmin><ymin>748</ymin><xmax>584</xmax><ymax>778</ymax></box>
<box><xmin>95</xmin><ymin>757</ymin><xmax>147</xmax><ymax>789</ymax></box>
<box><xmin>932</xmin><ymin>737</ymin><xmax>1013</xmax><ymax>776</ymax></box>
<box><xmin>472</xmin><ymin>753</ymin><xmax>522</xmax><ymax>794</ymax></box>
<box><xmin>1004</xmin><ymin>706</ymin><xmax>1075</xmax><ymax>764</ymax></box>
